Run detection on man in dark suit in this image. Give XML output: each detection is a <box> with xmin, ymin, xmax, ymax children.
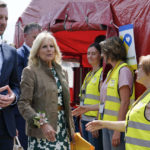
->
<box><xmin>0</xmin><ymin>1</ymin><xmax>20</xmax><ymax>149</ymax></box>
<box><xmin>17</xmin><ymin>23</ymin><xmax>41</xmax><ymax>80</ymax></box>
<box><xmin>15</xmin><ymin>23</ymin><xmax>41</xmax><ymax>150</ymax></box>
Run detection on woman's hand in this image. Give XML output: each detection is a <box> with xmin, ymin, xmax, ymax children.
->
<box><xmin>40</xmin><ymin>123</ymin><xmax>56</xmax><ymax>142</ymax></box>
<box><xmin>86</xmin><ymin>120</ymin><xmax>104</xmax><ymax>132</ymax></box>
<box><xmin>72</xmin><ymin>106</ymin><xmax>88</xmax><ymax>117</ymax></box>
<box><xmin>112</xmin><ymin>131</ymin><xmax>121</xmax><ymax>147</ymax></box>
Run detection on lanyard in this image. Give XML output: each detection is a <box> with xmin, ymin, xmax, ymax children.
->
<box><xmin>106</xmin><ymin>60</ymin><xmax>122</xmax><ymax>84</ymax></box>
<box><xmin>82</xmin><ymin>71</ymin><xmax>94</xmax><ymax>89</ymax></box>
<box><xmin>81</xmin><ymin>67</ymin><xmax>100</xmax><ymax>95</ymax></box>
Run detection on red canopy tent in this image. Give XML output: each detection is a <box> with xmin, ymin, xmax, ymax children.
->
<box><xmin>14</xmin><ymin>0</ymin><xmax>112</xmax><ymax>67</ymax></box>
<box><xmin>14</xmin><ymin>0</ymin><xmax>150</xmax><ymax>100</ymax></box>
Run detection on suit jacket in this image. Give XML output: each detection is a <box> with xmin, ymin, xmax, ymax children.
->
<box><xmin>17</xmin><ymin>44</ymin><xmax>30</xmax><ymax>82</ymax></box>
<box><xmin>14</xmin><ymin>44</ymin><xmax>30</xmax><ymax>115</ymax></box>
<box><xmin>0</xmin><ymin>43</ymin><xmax>20</xmax><ymax>137</ymax></box>
<box><xmin>18</xmin><ymin>60</ymin><xmax>75</xmax><ymax>139</ymax></box>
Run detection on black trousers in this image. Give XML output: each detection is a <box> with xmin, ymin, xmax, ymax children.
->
<box><xmin>0</xmin><ymin>111</ymin><xmax>14</xmax><ymax>150</ymax></box>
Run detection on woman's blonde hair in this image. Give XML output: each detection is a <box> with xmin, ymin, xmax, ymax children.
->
<box><xmin>28</xmin><ymin>31</ymin><xmax>62</xmax><ymax>66</ymax></box>
<box><xmin>139</xmin><ymin>55</ymin><xmax>150</xmax><ymax>76</ymax></box>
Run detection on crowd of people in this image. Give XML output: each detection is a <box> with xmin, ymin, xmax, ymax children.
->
<box><xmin>0</xmin><ymin>0</ymin><xmax>150</xmax><ymax>150</ymax></box>
<box><xmin>72</xmin><ymin>36</ymin><xmax>135</xmax><ymax>150</ymax></box>
<box><xmin>86</xmin><ymin>55</ymin><xmax>150</xmax><ymax>150</ymax></box>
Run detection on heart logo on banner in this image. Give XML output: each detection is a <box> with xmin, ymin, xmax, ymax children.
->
<box><xmin>123</xmin><ymin>33</ymin><xmax>132</xmax><ymax>47</ymax></box>
<box><xmin>126</xmin><ymin>37</ymin><xmax>130</xmax><ymax>43</ymax></box>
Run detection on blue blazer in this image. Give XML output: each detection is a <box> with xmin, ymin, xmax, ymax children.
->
<box><xmin>14</xmin><ymin>45</ymin><xmax>29</xmax><ymax>150</ymax></box>
<box><xmin>0</xmin><ymin>43</ymin><xmax>20</xmax><ymax>137</ymax></box>
<box><xmin>14</xmin><ymin>45</ymin><xmax>29</xmax><ymax>118</ymax></box>
<box><xmin>17</xmin><ymin>45</ymin><xmax>30</xmax><ymax>82</ymax></box>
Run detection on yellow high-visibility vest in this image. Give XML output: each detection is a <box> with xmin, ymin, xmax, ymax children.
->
<box><xmin>125</xmin><ymin>89</ymin><xmax>150</xmax><ymax>150</ymax></box>
<box><xmin>103</xmin><ymin>63</ymin><xmax>135</xmax><ymax>121</ymax></box>
<box><xmin>81</xmin><ymin>68</ymin><xmax>103</xmax><ymax>117</ymax></box>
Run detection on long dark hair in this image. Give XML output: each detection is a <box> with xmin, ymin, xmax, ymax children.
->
<box><xmin>88</xmin><ymin>42</ymin><xmax>103</xmax><ymax>67</ymax></box>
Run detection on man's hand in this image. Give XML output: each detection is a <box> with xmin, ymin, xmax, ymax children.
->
<box><xmin>0</xmin><ymin>85</ymin><xmax>15</xmax><ymax>108</ymax></box>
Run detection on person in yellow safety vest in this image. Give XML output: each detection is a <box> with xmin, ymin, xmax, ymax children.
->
<box><xmin>93</xmin><ymin>36</ymin><xmax>134</xmax><ymax>150</ymax></box>
<box><xmin>72</xmin><ymin>42</ymin><xmax>104</xmax><ymax>150</ymax></box>
<box><xmin>86</xmin><ymin>55</ymin><xmax>150</xmax><ymax>150</ymax></box>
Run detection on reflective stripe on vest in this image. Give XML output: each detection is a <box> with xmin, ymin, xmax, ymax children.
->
<box><xmin>106</xmin><ymin>95</ymin><xmax>120</xmax><ymax>103</ymax></box>
<box><xmin>104</xmin><ymin>109</ymin><xmax>118</xmax><ymax>117</ymax></box>
<box><xmin>126</xmin><ymin>137</ymin><xmax>150</xmax><ymax>148</ymax></box>
<box><xmin>84</xmin><ymin>68</ymin><xmax>103</xmax><ymax>117</ymax></box>
<box><xmin>125</xmin><ymin>89</ymin><xmax>150</xmax><ymax>150</ymax></box>
<box><xmin>85</xmin><ymin>94</ymin><xmax>100</xmax><ymax>101</ymax></box>
<box><xmin>128</xmin><ymin>121</ymin><xmax>150</xmax><ymax>131</ymax></box>
<box><xmin>103</xmin><ymin>63</ymin><xmax>135</xmax><ymax>121</ymax></box>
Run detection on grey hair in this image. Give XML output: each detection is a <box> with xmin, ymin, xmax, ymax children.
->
<box><xmin>24</xmin><ymin>23</ymin><xmax>41</xmax><ymax>34</ymax></box>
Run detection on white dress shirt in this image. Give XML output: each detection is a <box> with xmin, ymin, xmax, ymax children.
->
<box><xmin>0</xmin><ymin>38</ymin><xmax>3</xmax><ymax>77</ymax></box>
